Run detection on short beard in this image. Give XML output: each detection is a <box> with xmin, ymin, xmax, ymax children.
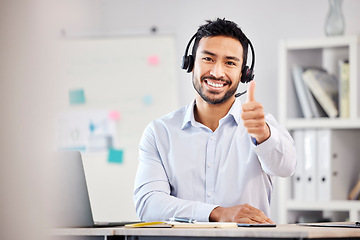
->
<box><xmin>192</xmin><ymin>75</ymin><xmax>239</xmax><ymax>105</ymax></box>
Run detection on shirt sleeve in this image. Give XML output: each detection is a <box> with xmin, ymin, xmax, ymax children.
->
<box><xmin>253</xmin><ymin>114</ymin><xmax>297</xmax><ymax>178</ymax></box>
<box><xmin>133</xmin><ymin>122</ymin><xmax>218</xmax><ymax>222</ymax></box>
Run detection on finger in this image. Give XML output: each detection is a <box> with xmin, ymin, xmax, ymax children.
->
<box><xmin>250</xmin><ymin>215</ymin><xmax>268</xmax><ymax>223</ymax></box>
<box><xmin>241</xmin><ymin>111</ymin><xmax>265</xmax><ymax>120</ymax></box>
<box><xmin>237</xmin><ymin>218</ymin><xmax>257</xmax><ymax>224</ymax></box>
<box><xmin>246</xmin><ymin>80</ymin><xmax>256</xmax><ymax>103</ymax></box>
<box><xmin>242</xmin><ymin>101</ymin><xmax>261</xmax><ymax>112</ymax></box>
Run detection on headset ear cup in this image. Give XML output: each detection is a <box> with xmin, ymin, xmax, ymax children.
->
<box><xmin>181</xmin><ymin>56</ymin><xmax>189</xmax><ymax>70</ymax></box>
<box><xmin>241</xmin><ymin>66</ymin><xmax>249</xmax><ymax>83</ymax></box>
<box><xmin>241</xmin><ymin>66</ymin><xmax>254</xmax><ymax>83</ymax></box>
<box><xmin>187</xmin><ymin>55</ymin><xmax>194</xmax><ymax>73</ymax></box>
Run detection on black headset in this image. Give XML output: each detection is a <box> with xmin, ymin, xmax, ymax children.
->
<box><xmin>181</xmin><ymin>33</ymin><xmax>255</xmax><ymax>84</ymax></box>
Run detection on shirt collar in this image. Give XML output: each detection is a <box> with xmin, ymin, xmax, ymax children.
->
<box><xmin>181</xmin><ymin>98</ymin><xmax>243</xmax><ymax>130</ymax></box>
<box><xmin>227</xmin><ymin>98</ymin><xmax>242</xmax><ymax>125</ymax></box>
<box><xmin>181</xmin><ymin>99</ymin><xmax>197</xmax><ymax>130</ymax></box>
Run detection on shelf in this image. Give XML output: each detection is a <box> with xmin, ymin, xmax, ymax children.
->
<box><xmin>277</xmin><ymin>35</ymin><xmax>360</xmax><ymax>224</ymax></box>
<box><xmin>286</xmin><ymin>200</ymin><xmax>360</xmax><ymax>211</ymax></box>
<box><xmin>278</xmin><ymin>35</ymin><xmax>360</xmax><ymax>125</ymax></box>
<box><xmin>285</xmin><ymin>118</ymin><xmax>360</xmax><ymax>129</ymax></box>
<box><xmin>286</xmin><ymin>200</ymin><xmax>360</xmax><ymax>222</ymax></box>
<box><xmin>283</xmin><ymin>35</ymin><xmax>360</xmax><ymax>50</ymax></box>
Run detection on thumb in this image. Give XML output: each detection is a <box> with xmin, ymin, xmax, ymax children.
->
<box><xmin>246</xmin><ymin>80</ymin><xmax>256</xmax><ymax>103</ymax></box>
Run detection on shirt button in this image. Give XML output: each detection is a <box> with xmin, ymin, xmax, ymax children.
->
<box><xmin>207</xmin><ymin>192</ymin><xmax>212</xmax><ymax>197</ymax></box>
<box><xmin>207</xmin><ymin>163</ymin><xmax>212</xmax><ymax>167</ymax></box>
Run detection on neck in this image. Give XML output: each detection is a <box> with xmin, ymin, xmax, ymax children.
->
<box><xmin>194</xmin><ymin>96</ymin><xmax>235</xmax><ymax>132</ymax></box>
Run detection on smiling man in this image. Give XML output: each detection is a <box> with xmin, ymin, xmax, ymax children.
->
<box><xmin>134</xmin><ymin>18</ymin><xmax>296</xmax><ymax>224</ymax></box>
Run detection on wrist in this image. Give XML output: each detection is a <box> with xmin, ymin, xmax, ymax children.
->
<box><xmin>256</xmin><ymin>123</ymin><xmax>270</xmax><ymax>144</ymax></box>
<box><xmin>209</xmin><ymin>206</ymin><xmax>222</xmax><ymax>222</ymax></box>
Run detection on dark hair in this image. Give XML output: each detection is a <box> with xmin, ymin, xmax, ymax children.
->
<box><xmin>192</xmin><ymin>18</ymin><xmax>249</xmax><ymax>70</ymax></box>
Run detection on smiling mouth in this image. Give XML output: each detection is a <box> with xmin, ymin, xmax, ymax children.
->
<box><xmin>205</xmin><ymin>79</ymin><xmax>229</xmax><ymax>89</ymax></box>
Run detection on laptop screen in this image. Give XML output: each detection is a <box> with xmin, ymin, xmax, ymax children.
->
<box><xmin>46</xmin><ymin>151</ymin><xmax>94</xmax><ymax>228</ymax></box>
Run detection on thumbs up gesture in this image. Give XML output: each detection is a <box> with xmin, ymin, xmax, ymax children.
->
<box><xmin>241</xmin><ymin>81</ymin><xmax>270</xmax><ymax>144</ymax></box>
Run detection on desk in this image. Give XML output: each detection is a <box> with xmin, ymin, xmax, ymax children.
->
<box><xmin>51</xmin><ymin>224</ymin><xmax>360</xmax><ymax>240</ymax></box>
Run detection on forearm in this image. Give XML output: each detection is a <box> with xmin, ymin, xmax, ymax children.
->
<box><xmin>134</xmin><ymin>183</ymin><xmax>217</xmax><ymax>222</ymax></box>
<box><xmin>254</xmin><ymin>115</ymin><xmax>296</xmax><ymax>177</ymax></box>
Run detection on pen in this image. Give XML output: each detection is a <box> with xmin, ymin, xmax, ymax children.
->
<box><xmin>169</xmin><ymin>217</ymin><xmax>197</xmax><ymax>224</ymax></box>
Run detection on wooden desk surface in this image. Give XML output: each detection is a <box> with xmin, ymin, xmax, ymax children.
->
<box><xmin>51</xmin><ymin>224</ymin><xmax>360</xmax><ymax>239</ymax></box>
<box><xmin>116</xmin><ymin>224</ymin><xmax>360</xmax><ymax>239</ymax></box>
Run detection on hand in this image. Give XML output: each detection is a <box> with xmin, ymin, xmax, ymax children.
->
<box><xmin>209</xmin><ymin>204</ymin><xmax>274</xmax><ymax>224</ymax></box>
<box><xmin>241</xmin><ymin>81</ymin><xmax>270</xmax><ymax>144</ymax></box>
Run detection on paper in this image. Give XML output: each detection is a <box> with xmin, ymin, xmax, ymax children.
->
<box><xmin>124</xmin><ymin>221</ymin><xmax>171</xmax><ymax>228</ymax></box>
<box><xmin>142</xmin><ymin>95</ymin><xmax>153</xmax><ymax>105</ymax></box>
<box><xmin>69</xmin><ymin>89</ymin><xmax>86</xmax><ymax>105</ymax></box>
<box><xmin>56</xmin><ymin>110</ymin><xmax>118</xmax><ymax>152</ymax></box>
<box><xmin>125</xmin><ymin>221</ymin><xmax>238</xmax><ymax>228</ymax></box>
<box><xmin>147</xmin><ymin>55</ymin><xmax>160</xmax><ymax>66</ymax></box>
<box><xmin>108</xmin><ymin>148</ymin><xmax>124</xmax><ymax>164</ymax></box>
<box><xmin>109</xmin><ymin>110</ymin><xmax>121</xmax><ymax>121</ymax></box>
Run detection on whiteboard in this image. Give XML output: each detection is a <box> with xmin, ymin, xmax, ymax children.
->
<box><xmin>54</xmin><ymin>35</ymin><xmax>178</xmax><ymax>221</ymax></box>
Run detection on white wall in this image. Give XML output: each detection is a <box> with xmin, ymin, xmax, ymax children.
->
<box><xmin>45</xmin><ymin>0</ymin><xmax>360</xmax><ymax>222</ymax></box>
<box><xmin>1</xmin><ymin>1</ymin><xmax>360</xmax><ymax>236</ymax></box>
<box><xmin>54</xmin><ymin>0</ymin><xmax>360</xmax><ymax>116</ymax></box>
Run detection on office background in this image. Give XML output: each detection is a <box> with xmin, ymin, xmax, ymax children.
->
<box><xmin>1</xmin><ymin>1</ymin><xmax>360</xmax><ymax>240</ymax></box>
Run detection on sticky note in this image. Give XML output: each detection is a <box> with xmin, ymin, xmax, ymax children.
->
<box><xmin>147</xmin><ymin>55</ymin><xmax>160</xmax><ymax>66</ymax></box>
<box><xmin>143</xmin><ymin>95</ymin><xmax>153</xmax><ymax>105</ymax></box>
<box><xmin>89</xmin><ymin>122</ymin><xmax>96</xmax><ymax>133</ymax></box>
<box><xmin>69</xmin><ymin>89</ymin><xmax>85</xmax><ymax>105</ymax></box>
<box><xmin>108</xmin><ymin>148</ymin><xmax>123</xmax><ymax>164</ymax></box>
<box><xmin>109</xmin><ymin>110</ymin><xmax>121</xmax><ymax>121</ymax></box>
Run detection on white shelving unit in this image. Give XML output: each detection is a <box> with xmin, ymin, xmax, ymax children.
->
<box><xmin>277</xmin><ymin>36</ymin><xmax>360</xmax><ymax>224</ymax></box>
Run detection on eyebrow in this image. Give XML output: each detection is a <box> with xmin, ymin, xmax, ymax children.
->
<box><xmin>201</xmin><ymin>50</ymin><xmax>241</xmax><ymax>62</ymax></box>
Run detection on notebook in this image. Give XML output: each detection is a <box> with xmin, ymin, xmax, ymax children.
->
<box><xmin>297</xmin><ymin>222</ymin><xmax>360</xmax><ymax>228</ymax></box>
<box><xmin>46</xmin><ymin>151</ymin><xmax>141</xmax><ymax>228</ymax></box>
<box><xmin>124</xmin><ymin>221</ymin><xmax>238</xmax><ymax>228</ymax></box>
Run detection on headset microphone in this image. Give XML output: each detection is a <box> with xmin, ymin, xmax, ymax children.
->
<box><xmin>234</xmin><ymin>91</ymin><xmax>247</xmax><ymax>98</ymax></box>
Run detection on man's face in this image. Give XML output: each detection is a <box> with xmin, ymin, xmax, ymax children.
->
<box><xmin>192</xmin><ymin>36</ymin><xmax>243</xmax><ymax>105</ymax></box>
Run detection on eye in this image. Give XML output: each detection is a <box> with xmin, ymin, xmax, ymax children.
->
<box><xmin>202</xmin><ymin>57</ymin><xmax>213</xmax><ymax>62</ymax></box>
<box><xmin>226</xmin><ymin>61</ymin><xmax>236</xmax><ymax>66</ymax></box>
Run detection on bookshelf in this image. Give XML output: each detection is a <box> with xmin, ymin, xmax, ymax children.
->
<box><xmin>277</xmin><ymin>36</ymin><xmax>360</xmax><ymax>224</ymax></box>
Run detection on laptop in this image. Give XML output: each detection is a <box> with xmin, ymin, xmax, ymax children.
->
<box><xmin>46</xmin><ymin>151</ymin><xmax>142</xmax><ymax>228</ymax></box>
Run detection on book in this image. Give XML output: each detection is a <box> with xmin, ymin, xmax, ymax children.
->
<box><xmin>348</xmin><ymin>178</ymin><xmax>360</xmax><ymax>200</ymax></box>
<box><xmin>338</xmin><ymin>60</ymin><xmax>350</xmax><ymax>118</ymax></box>
<box><xmin>124</xmin><ymin>221</ymin><xmax>172</xmax><ymax>228</ymax></box>
<box><xmin>124</xmin><ymin>221</ymin><xmax>238</xmax><ymax>228</ymax></box>
<box><xmin>302</xmin><ymin>68</ymin><xmax>339</xmax><ymax>118</ymax></box>
<box><xmin>291</xmin><ymin>65</ymin><xmax>322</xmax><ymax>118</ymax></box>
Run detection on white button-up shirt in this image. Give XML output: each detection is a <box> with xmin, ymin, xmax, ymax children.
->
<box><xmin>134</xmin><ymin>99</ymin><xmax>296</xmax><ymax>222</ymax></box>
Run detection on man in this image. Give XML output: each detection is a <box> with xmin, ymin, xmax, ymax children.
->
<box><xmin>134</xmin><ymin>18</ymin><xmax>296</xmax><ymax>224</ymax></box>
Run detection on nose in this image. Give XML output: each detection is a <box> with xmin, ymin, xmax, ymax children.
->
<box><xmin>210</xmin><ymin>62</ymin><xmax>225</xmax><ymax>79</ymax></box>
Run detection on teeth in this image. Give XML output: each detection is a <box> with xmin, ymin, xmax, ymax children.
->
<box><xmin>207</xmin><ymin>81</ymin><xmax>224</xmax><ymax>88</ymax></box>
